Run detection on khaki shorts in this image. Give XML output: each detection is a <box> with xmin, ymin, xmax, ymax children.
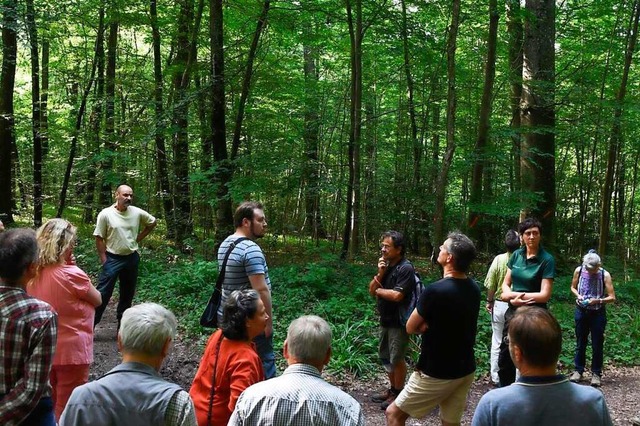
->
<box><xmin>395</xmin><ymin>370</ymin><xmax>475</xmax><ymax>423</ymax></box>
<box><xmin>378</xmin><ymin>326</ymin><xmax>410</xmax><ymax>369</ymax></box>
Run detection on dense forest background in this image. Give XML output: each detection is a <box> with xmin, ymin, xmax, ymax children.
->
<box><xmin>1</xmin><ymin>0</ymin><xmax>640</xmax><ymax>267</ymax></box>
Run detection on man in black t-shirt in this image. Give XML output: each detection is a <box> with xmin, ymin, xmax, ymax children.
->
<box><xmin>368</xmin><ymin>231</ymin><xmax>416</xmax><ymax>410</ymax></box>
<box><xmin>385</xmin><ymin>232</ymin><xmax>480</xmax><ymax>426</ymax></box>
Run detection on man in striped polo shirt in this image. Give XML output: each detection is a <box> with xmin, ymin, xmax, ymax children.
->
<box><xmin>217</xmin><ymin>201</ymin><xmax>275</xmax><ymax>378</ymax></box>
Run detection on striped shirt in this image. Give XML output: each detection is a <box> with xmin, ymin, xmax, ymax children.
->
<box><xmin>0</xmin><ymin>285</ymin><xmax>57</xmax><ymax>426</ymax></box>
<box><xmin>228</xmin><ymin>364</ymin><xmax>364</xmax><ymax>426</ymax></box>
<box><xmin>217</xmin><ymin>236</ymin><xmax>271</xmax><ymax>314</ymax></box>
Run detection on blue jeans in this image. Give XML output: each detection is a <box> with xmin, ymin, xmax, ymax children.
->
<box><xmin>94</xmin><ymin>251</ymin><xmax>140</xmax><ymax>326</ymax></box>
<box><xmin>20</xmin><ymin>397</ymin><xmax>55</xmax><ymax>426</ymax></box>
<box><xmin>574</xmin><ymin>306</ymin><xmax>607</xmax><ymax>375</ymax></box>
<box><xmin>254</xmin><ymin>332</ymin><xmax>276</xmax><ymax>379</ymax></box>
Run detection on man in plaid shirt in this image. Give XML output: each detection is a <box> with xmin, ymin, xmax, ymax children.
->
<box><xmin>0</xmin><ymin>229</ymin><xmax>57</xmax><ymax>425</ymax></box>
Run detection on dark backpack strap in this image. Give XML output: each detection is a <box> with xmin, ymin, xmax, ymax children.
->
<box><xmin>209</xmin><ymin>237</ymin><xmax>249</xmax><ymax>300</ymax></box>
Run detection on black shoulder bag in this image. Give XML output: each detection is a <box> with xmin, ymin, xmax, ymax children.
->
<box><xmin>199</xmin><ymin>237</ymin><xmax>248</xmax><ymax>328</ymax></box>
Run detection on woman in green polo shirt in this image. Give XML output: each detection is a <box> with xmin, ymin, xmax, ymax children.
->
<box><xmin>496</xmin><ymin>217</ymin><xmax>556</xmax><ymax>386</ymax></box>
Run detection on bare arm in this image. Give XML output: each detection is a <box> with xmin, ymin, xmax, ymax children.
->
<box><xmin>602</xmin><ymin>271</ymin><xmax>615</xmax><ymax>304</ymax></box>
<box><xmin>406</xmin><ymin>308</ymin><xmax>427</xmax><ymax>335</ymax></box>
<box><xmin>570</xmin><ymin>267</ymin><xmax>581</xmax><ymax>300</ymax></box>
<box><xmin>369</xmin><ymin>257</ymin><xmax>387</xmax><ymax>296</ymax></box>
<box><xmin>95</xmin><ymin>236</ymin><xmax>107</xmax><ymax>265</ymax></box>
<box><xmin>500</xmin><ymin>269</ymin><xmax>515</xmax><ymax>301</ymax></box>
<box><xmin>84</xmin><ymin>286</ymin><xmax>102</xmax><ymax>307</ymax></box>
<box><xmin>136</xmin><ymin>221</ymin><xmax>157</xmax><ymax>243</ymax></box>
<box><xmin>248</xmin><ymin>274</ymin><xmax>273</xmax><ymax>338</ymax></box>
<box><xmin>374</xmin><ymin>288</ymin><xmax>405</xmax><ymax>302</ymax></box>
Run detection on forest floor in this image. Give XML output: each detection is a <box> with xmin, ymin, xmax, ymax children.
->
<box><xmin>93</xmin><ymin>300</ymin><xmax>640</xmax><ymax>425</ymax></box>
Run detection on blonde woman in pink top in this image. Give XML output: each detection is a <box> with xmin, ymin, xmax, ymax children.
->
<box><xmin>29</xmin><ymin>218</ymin><xmax>102</xmax><ymax>420</ymax></box>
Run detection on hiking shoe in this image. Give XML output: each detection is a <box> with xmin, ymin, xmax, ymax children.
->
<box><xmin>591</xmin><ymin>374</ymin><xmax>601</xmax><ymax>387</ymax></box>
<box><xmin>371</xmin><ymin>388</ymin><xmax>392</xmax><ymax>403</ymax></box>
<box><xmin>631</xmin><ymin>416</ymin><xmax>640</xmax><ymax>426</ymax></box>
<box><xmin>569</xmin><ymin>371</ymin><xmax>582</xmax><ymax>383</ymax></box>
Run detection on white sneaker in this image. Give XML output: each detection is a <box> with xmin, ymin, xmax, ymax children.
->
<box><xmin>569</xmin><ymin>371</ymin><xmax>582</xmax><ymax>382</ymax></box>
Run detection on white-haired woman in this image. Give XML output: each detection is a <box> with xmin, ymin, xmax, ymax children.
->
<box><xmin>190</xmin><ymin>289</ymin><xmax>268</xmax><ymax>426</ymax></box>
<box><xmin>29</xmin><ymin>218</ymin><xmax>102</xmax><ymax>420</ymax></box>
<box><xmin>569</xmin><ymin>250</ymin><xmax>615</xmax><ymax>387</ymax></box>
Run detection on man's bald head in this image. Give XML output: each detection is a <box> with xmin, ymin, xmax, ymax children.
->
<box><xmin>115</xmin><ymin>185</ymin><xmax>134</xmax><ymax>211</ymax></box>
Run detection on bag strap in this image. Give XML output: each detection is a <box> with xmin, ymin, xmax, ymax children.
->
<box><xmin>205</xmin><ymin>332</ymin><xmax>224</xmax><ymax>425</ymax></box>
<box><xmin>209</xmin><ymin>237</ymin><xmax>249</xmax><ymax>300</ymax></box>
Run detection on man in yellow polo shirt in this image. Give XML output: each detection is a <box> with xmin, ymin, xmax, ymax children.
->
<box><xmin>93</xmin><ymin>185</ymin><xmax>156</xmax><ymax>329</ymax></box>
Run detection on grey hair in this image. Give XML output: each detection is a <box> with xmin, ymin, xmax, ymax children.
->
<box><xmin>286</xmin><ymin>315</ymin><xmax>332</xmax><ymax>364</ymax></box>
<box><xmin>119</xmin><ymin>303</ymin><xmax>177</xmax><ymax>356</ymax></box>
<box><xmin>445</xmin><ymin>231</ymin><xmax>477</xmax><ymax>273</ymax></box>
<box><xmin>221</xmin><ymin>289</ymin><xmax>261</xmax><ymax>340</ymax></box>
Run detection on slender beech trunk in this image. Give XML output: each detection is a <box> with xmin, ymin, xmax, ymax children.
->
<box><xmin>83</xmin><ymin>6</ymin><xmax>105</xmax><ymax>223</ymax></box>
<box><xmin>506</xmin><ymin>0</ymin><xmax>523</xmax><ymax>193</ymax></box>
<box><xmin>342</xmin><ymin>0</ymin><xmax>362</xmax><ymax>260</ymax></box>
<box><xmin>469</xmin><ymin>0</ymin><xmax>498</xmax><ymax>240</ymax></box>
<box><xmin>432</xmin><ymin>0</ymin><xmax>460</xmax><ymax>257</ymax></box>
<box><xmin>99</xmin><ymin>14</ymin><xmax>118</xmax><ymax>207</ymax></box>
<box><xmin>599</xmin><ymin>0</ymin><xmax>640</xmax><ymax>254</ymax></box>
<box><xmin>209</xmin><ymin>0</ymin><xmax>234</xmax><ymax>245</ymax></box>
<box><xmin>150</xmin><ymin>0</ymin><xmax>175</xmax><ymax>238</ymax></box>
<box><xmin>0</xmin><ymin>0</ymin><xmax>18</xmax><ymax>224</ymax></box>
<box><xmin>25</xmin><ymin>0</ymin><xmax>43</xmax><ymax>226</ymax></box>
<box><xmin>302</xmin><ymin>36</ymin><xmax>327</xmax><ymax>240</ymax></box>
<box><xmin>57</xmin><ymin>57</ymin><xmax>97</xmax><ymax>218</ymax></box>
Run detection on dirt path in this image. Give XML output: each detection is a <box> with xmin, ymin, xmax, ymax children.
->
<box><xmin>93</xmin><ymin>301</ymin><xmax>640</xmax><ymax>425</ymax></box>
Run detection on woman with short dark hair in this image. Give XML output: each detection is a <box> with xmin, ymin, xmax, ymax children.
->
<box><xmin>189</xmin><ymin>289</ymin><xmax>268</xmax><ymax>426</ymax></box>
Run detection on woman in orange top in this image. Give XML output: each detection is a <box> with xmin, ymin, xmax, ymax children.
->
<box><xmin>190</xmin><ymin>289</ymin><xmax>268</xmax><ymax>426</ymax></box>
<box><xmin>29</xmin><ymin>219</ymin><xmax>102</xmax><ymax>420</ymax></box>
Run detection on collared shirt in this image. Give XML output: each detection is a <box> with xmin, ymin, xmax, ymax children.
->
<box><xmin>508</xmin><ymin>246</ymin><xmax>555</xmax><ymax>293</ymax></box>
<box><xmin>0</xmin><ymin>285</ymin><xmax>57</xmax><ymax>426</ymax></box>
<box><xmin>229</xmin><ymin>363</ymin><xmax>364</xmax><ymax>426</ymax></box>
<box><xmin>166</xmin><ymin>390</ymin><xmax>198</xmax><ymax>426</ymax></box>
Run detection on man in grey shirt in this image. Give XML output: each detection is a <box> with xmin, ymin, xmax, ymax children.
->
<box><xmin>229</xmin><ymin>315</ymin><xmax>364</xmax><ymax>426</ymax></box>
<box><xmin>217</xmin><ymin>201</ymin><xmax>275</xmax><ymax>378</ymax></box>
<box><xmin>60</xmin><ymin>303</ymin><xmax>196</xmax><ymax>426</ymax></box>
<box><xmin>472</xmin><ymin>307</ymin><xmax>612</xmax><ymax>426</ymax></box>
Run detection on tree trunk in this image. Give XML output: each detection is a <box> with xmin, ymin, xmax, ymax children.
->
<box><xmin>520</xmin><ymin>0</ymin><xmax>556</xmax><ymax>242</ymax></box>
<box><xmin>171</xmin><ymin>0</ymin><xmax>197</xmax><ymax>246</ymax></box>
<box><xmin>83</xmin><ymin>6</ymin><xmax>105</xmax><ymax>224</ymax></box>
<box><xmin>150</xmin><ymin>0</ymin><xmax>175</xmax><ymax>238</ymax></box>
<box><xmin>230</xmin><ymin>0</ymin><xmax>271</xmax><ymax>160</ymax></box>
<box><xmin>40</xmin><ymin>37</ymin><xmax>49</xmax><ymax>159</ymax></box>
<box><xmin>209</xmin><ymin>0</ymin><xmax>234</xmax><ymax>245</ymax></box>
<box><xmin>342</xmin><ymin>0</ymin><xmax>362</xmax><ymax>260</ymax></box>
<box><xmin>432</xmin><ymin>0</ymin><xmax>460</xmax><ymax>256</ymax></box>
<box><xmin>302</xmin><ymin>36</ymin><xmax>327</xmax><ymax>240</ymax></box>
<box><xmin>468</xmin><ymin>0</ymin><xmax>498</xmax><ymax>241</ymax></box>
<box><xmin>57</xmin><ymin>58</ymin><xmax>97</xmax><ymax>218</ymax></box>
<box><xmin>99</xmin><ymin>14</ymin><xmax>119</xmax><ymax>207</ymax></box>
<box><xmin>26</xmin><ymin>0</ymin><xmax>43</xmax><ymax>227</ymax></box>
<box><xmin>506</xmin><ymin>0</ymin><xmax>523</xmax><ymax>194</ymax></box>
<box><xmin>0</xmin><ymin>0</ymin><xmax>18</xmax><ymax>224</ymax></box>
<box><xmin>599</xmin><ymin>0</ymin><xmax>639</xmax><ymax>254</ymax></box>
